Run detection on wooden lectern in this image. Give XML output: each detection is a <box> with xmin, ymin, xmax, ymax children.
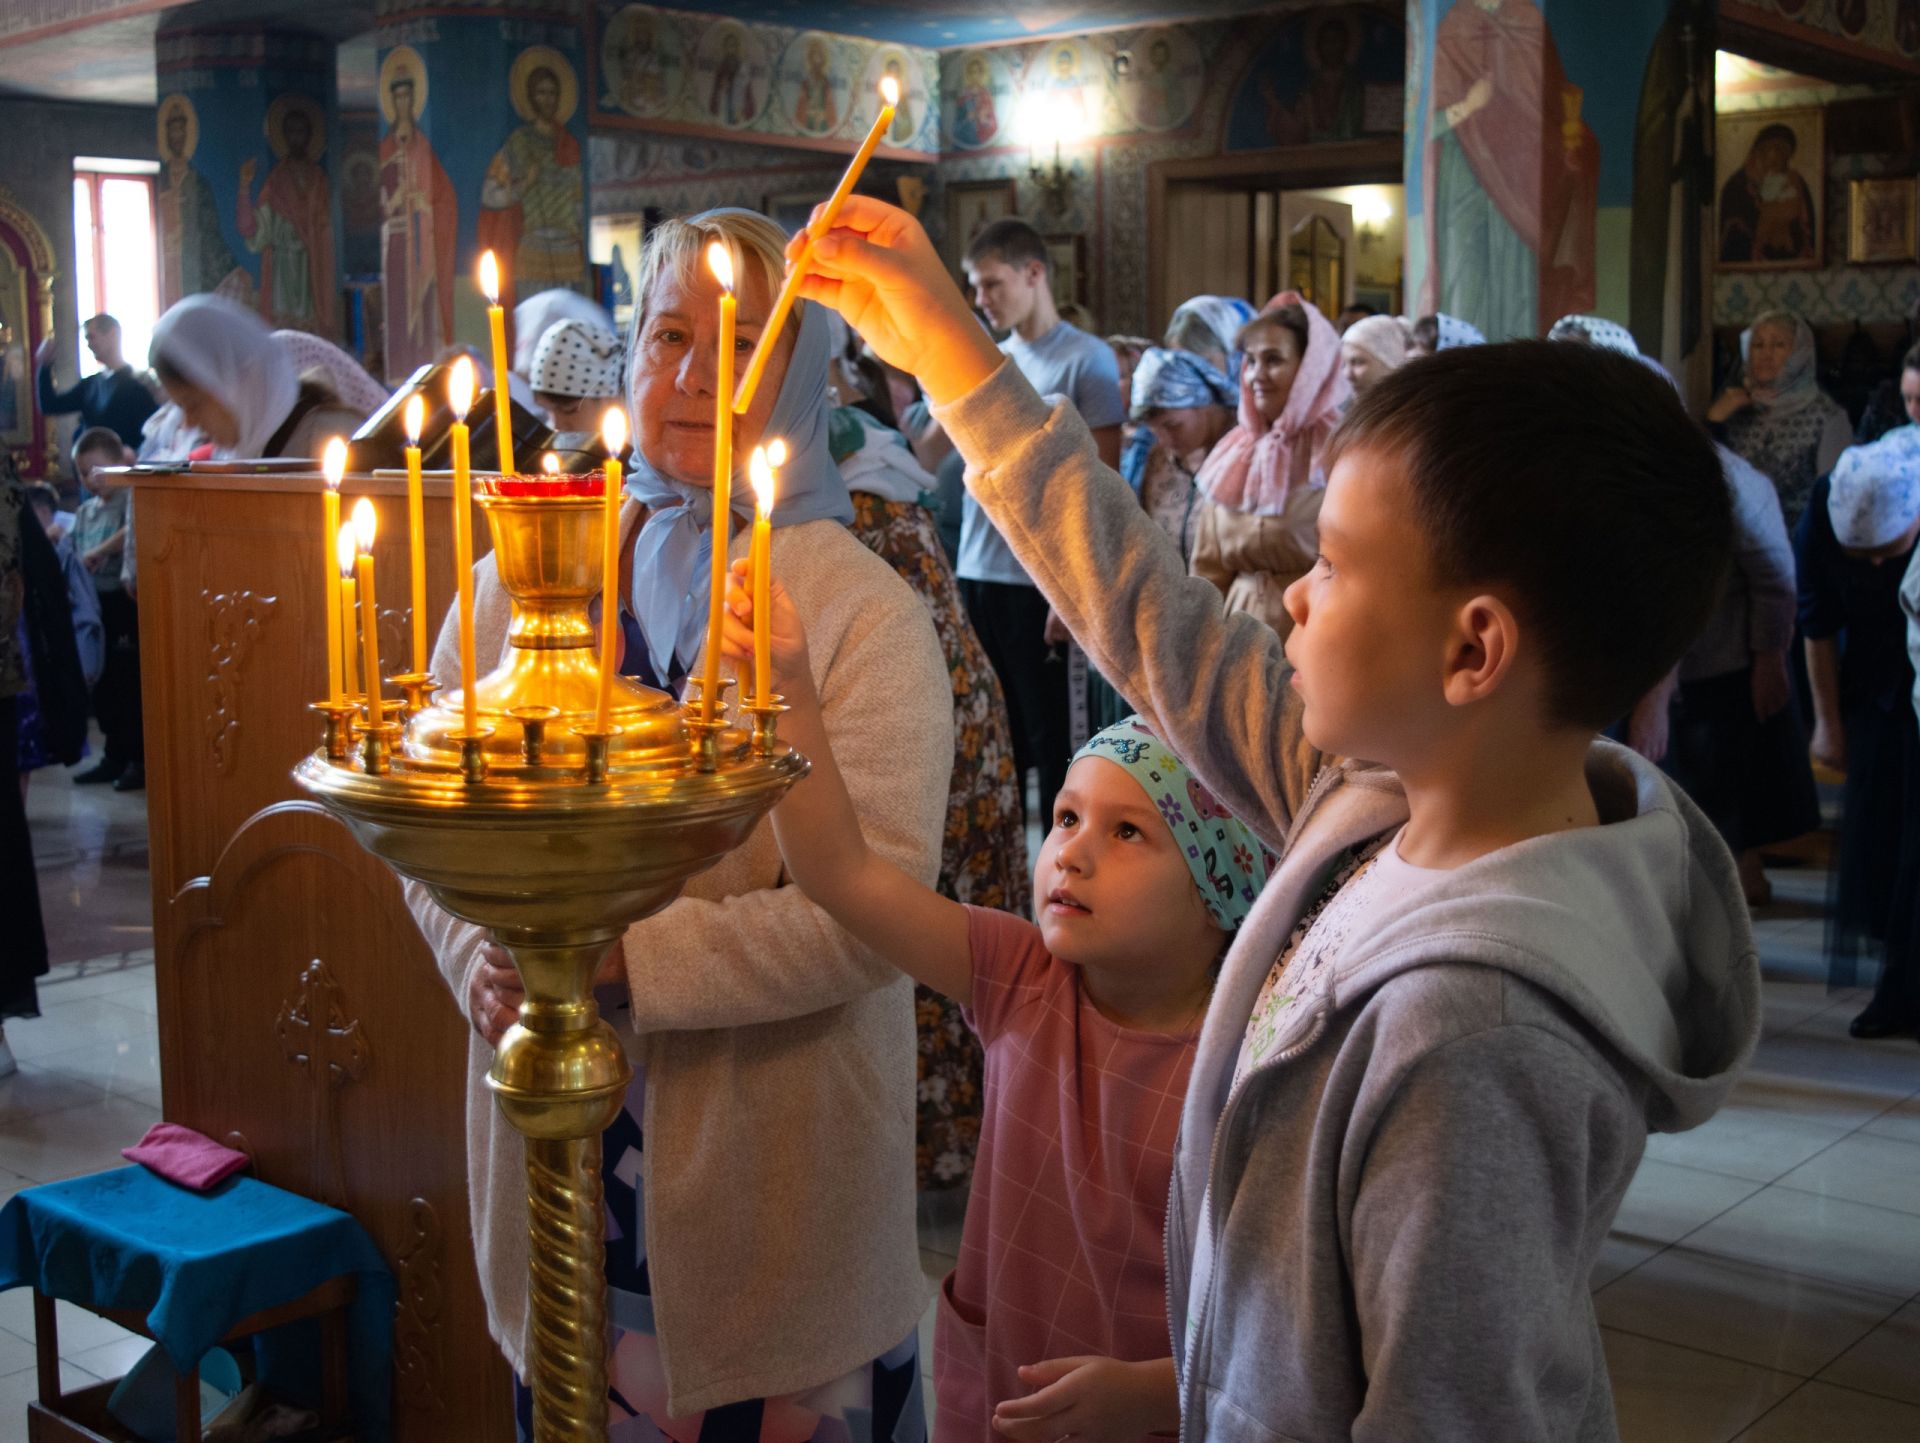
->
<box><xmin>124</xmin><ymin>467</ymin><xmax>512</xmax><ymax>1439</ymax></box>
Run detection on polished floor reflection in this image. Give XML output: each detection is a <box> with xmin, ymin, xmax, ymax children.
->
<box><xmin>8</xmin><ymin>765</ymin><xmax>1919</xmax><ymax>1438</ymax></box>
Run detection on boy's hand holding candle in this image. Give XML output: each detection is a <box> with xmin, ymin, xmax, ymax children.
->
<box><xmin>784</xmin><ymin>194</ymin><xmax>1003</xmax><ymax>407</ymax></box>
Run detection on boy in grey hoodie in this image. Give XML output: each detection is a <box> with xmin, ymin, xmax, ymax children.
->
<box><xmin>788</xmin><ymin>199</ymin><xmax>1761</xmax><ymax>1442</ymax></box>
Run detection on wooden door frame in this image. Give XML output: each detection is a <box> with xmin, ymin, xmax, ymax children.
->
<box><xmin>1146</xmin><ymin>140</ymin><xmax>1400</xmax><ymax>335</ymax></box>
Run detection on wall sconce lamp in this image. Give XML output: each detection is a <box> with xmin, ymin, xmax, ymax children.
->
<box><xmin>1354</xmin><ymin>190</ymin><xmax>1393</xmax><ymax>252</ymax></box>
<box><xmin>1026</xmin><ymin>94</ymin><xmax>1083</xmax><ymax>215</ymax></box>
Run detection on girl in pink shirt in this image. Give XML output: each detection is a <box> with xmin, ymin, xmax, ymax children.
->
<box><xmin>722</xmin><ymin>565</ymin><xmax>1270</xmax><ymax>1443</ymax></box>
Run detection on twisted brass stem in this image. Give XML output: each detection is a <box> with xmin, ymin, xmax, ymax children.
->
<box><xmin>526</xmin><ymin>1135</ymin><xmax>609</xmax><ymax>1441</ymax></box>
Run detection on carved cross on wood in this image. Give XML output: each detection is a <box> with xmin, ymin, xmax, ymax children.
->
<box><xmin>275</xmin><ymin>958</ymin><xmax>371</xmax><ymax>1208</ymax></box>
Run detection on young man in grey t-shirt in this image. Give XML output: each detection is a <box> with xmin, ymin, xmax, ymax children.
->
<box><xmin>960</xmin><ymin>218</ymin><xmax>1124</xmax><ymax>827</ymax></box>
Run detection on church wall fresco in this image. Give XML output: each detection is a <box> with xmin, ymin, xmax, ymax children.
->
<box><xmin>155</xmin><ymin>28</ymin><xmax>341</xmax><ymax>340</ymax></box>
<box><xmin>915</xmin><ymin>5</ymin><xmax>1406</xmax><ymax>338</ymax></box>
<box><xmin>587</xmin><ymin>3</ymin><xmax>940</xmax><ymax>158</ymax></box>
<box><xmin>374</xmin><ymin>5</ymin><xmax>591</xmax><ymax>381</ymax></box>
<box><xmin>1403</xmin><ymin>0</ymin><xmax>1715</xmax><ymax>379</ymax></box>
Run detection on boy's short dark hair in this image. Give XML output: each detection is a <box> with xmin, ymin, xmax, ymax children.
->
<box><xmin>1326</xmin><ymin>341</ymin><xmax>1732</xmax><ymax>731</ymax></box>
<box><xmin>72</xmin><ymin>425</ymin><xmax>124</xmax><ymax>464</ymax></box>
<box><xmin>964</xmin><ymin>217</ymin><xmax>1049</xmax><ymax>275</ymax></box>
<box><xmin>1902</xmin><ymin>340</ymin><xmax>1920</xmax><ymax>374</ymax></box>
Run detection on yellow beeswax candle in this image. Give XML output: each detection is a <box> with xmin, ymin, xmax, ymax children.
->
<box><xmin>733</xmin><ymin>76</ymin><xmax>899</xmax><ymax>414</ymax></box>
<box><xmin>337</xmin><ymin>523</ymin><xmax>360</xmax><ymax>700</ymax></box>
<box><xmin>353</xmin><ymin>498</ymin><xmax>381</xmax><ymax>722</ymax></box>
<box><xmin>699</xmin><ymin>241</ymin><xmax>736</xmax><ymax>722</ymax></box>
<box><xmin>479</xmin><ymin>249</ymin><xmax>516</xmax><ymax>476</ymax></box>
<box><xmin>448</xmin><ymin>357</ymin><xmax>480</xmax><ymax>736</ymax></box>
<box><xmin>596</xmin><ymin>407</ymin><xmax>628</xmax><ymax>733</ymax></box>
<box><xmin>321</xmin><ymin>439</ymin><xmax>346</xmax><ymax>704</ymax></box>
<box><xmin>748</xmin><ymin>439</ymin><xmax>785</xmax><ymax>708</ymax></box>
<box><xmin>402</xmin><ymin>394</ymin><xmax>428</xmax><ymax>675</ymax></box>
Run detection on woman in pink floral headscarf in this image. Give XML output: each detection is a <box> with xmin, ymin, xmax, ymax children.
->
<box><xmin>1189</xmin><ymin>292</ymin><xmax>1351</xmax><ymax>638</ymax></box>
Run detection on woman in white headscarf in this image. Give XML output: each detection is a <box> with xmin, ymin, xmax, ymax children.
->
<box><xmin>148</xmin><ymin>295</ymin><xmax>365</xmax><ymax>459</ymax></box>
<box><xmin>408</xmin><ymin>208</ymin><xmax>947</xmax><ymax>1436</ymax></box>
<box><xmin>1707</xmin><ymin>309</ymin><xmax>1852</xmax><ymax>531</ymax></box>
<box><xmin>272</xmin><ymin>329</ymin><xmax>391</xmax><ymax>416</ymax></box>
<box><xmin>1339</xmin><ymin>314</ymin><xmax>1410</xmax><ymax>396</ymax></box>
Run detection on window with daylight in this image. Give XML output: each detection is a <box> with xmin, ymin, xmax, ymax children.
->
<box><xmin>72</xmin><ymin>159</ymin><xmax>161</xmax><ymax>370</ymax></box>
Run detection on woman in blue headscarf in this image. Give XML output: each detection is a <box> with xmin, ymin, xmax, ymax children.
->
<box><xmin>408</xmin><ymin>208</ymin><xmax>950</xmax><ymax>1438</ymax></box>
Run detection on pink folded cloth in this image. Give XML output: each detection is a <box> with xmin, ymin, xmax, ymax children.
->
<box><xmin>122</xmin><ymin>1123</ymin><xmax>251</xmax><ymax>1192</ymax></box>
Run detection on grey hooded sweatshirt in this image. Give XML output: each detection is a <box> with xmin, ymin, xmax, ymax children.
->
<box><xmin>932</xmin><ymin>360</ymin><xmax>1762</xmax><ymax>1442</ymax></box>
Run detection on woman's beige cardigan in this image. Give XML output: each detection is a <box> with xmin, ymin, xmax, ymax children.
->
<box><xmin>406</xmin><ymin>502</ymin><xmax>952</xmax><ymax>1413</ymax></box>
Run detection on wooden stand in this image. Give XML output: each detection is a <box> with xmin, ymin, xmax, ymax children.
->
<box><xmin>28</xmin><ymin>1280</ymin><xmax>355</xmax><ymax>1443</ymax></box>
<box><xmin>113</xmin><ymin>467</ymin><xmax>512</xmax><ymax>1441</ymax></box>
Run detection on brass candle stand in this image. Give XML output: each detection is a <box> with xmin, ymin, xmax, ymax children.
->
<box><xmin>295</xmin><ymin>479</ymin><xmax>805</xmax><ymax>1440</ymax></box>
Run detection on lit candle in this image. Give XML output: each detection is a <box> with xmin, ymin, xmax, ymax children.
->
<box><xmin>337</xmin><ymin>523</ymin><xmax>360</xmax><ymax>700</ymax></box>
<box><xmin>699</xmin><ymin>240</ymin><xmax>736</xmax><ymax>722</ymax></box>
<box><xmin>733</xmin><ymin>76</ymin><xmax>899</xmax><ymax>415</ymax></box>
<box><xmin>353</xmin><ymin>498</ymin><xmax>382</xmax><ymax>723</ymax></box>
<box><xmin>403</xmin><ymin>394</ymin><xmax>428</xmax><ymax>675</ymax></box>
<box><xmin>541</xmin><ymin>452</ymin><xmax>560</xmax><ymax>476</ymax></box>
<box><xmin>448</xmin><ymin>357</ymin><xmax>480</xmax><ymax>737</ymax></box>
<box><xmin>747</xmin><ymin>439</ymin><xmax>784</xmax><ymax>708</ymax></box>
<box><xmin>321</xmin><ymin>438</ymin><xmax>346</xmax><ymax>705</ymax></box>
<box><xmin>595</xmin><ymin>407</ymin><xmax>628</xmax><ymax>734</ymax></box>
<box><xmin>479</xmin><ymin>249</ymin><xmax>516</xmax><ymax>476</ymax></box>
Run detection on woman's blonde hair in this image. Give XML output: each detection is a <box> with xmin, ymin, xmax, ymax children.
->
<box><xmin>627</xmin><ymin>208</ymin><xmax>800</xmax><ymax>396</ymax></box>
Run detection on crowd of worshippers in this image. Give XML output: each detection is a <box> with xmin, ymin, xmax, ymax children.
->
<box><xmin>4</xmin><ymin>198</ymin><xmax>1920</xmax><ymax>1439</ymax></box>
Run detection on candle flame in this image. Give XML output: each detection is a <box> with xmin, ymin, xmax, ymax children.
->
<box><xmin>351</xmin><ymin>496</ymin><xmax>377</xmax><ymax>552</ymax></box>
<box><xmin>448</xmin><ymin>356</ymin><xmax>476</xmax><ymax>417</ymax></box>
<box><xmin>880</xmin><ymin>75</ymin><xmax>900</xmax><ymax>107</ymax></box>
<box><xmin>749</xmin><ymin>445</ymin><xmax>777</xmax><ymax>518</ymax></box>
<box><xmin>767</xmin><ymin>437</ymin><xmax>788</xmax><ymax>468</ymax></box>
<box><xmin>321</xmin><ymin>436</ymin><xmax>347</xmax><ymax>489</ymax></box>
<box><xmin>336</xmin><ymin>522</ymin><xmax>357</xmax><ymax>577</ymax></box>
<box><xmin>601</xmin><ymin>405</ymin><xmax>629</xmax><ymax>454</ymax></box>
<box><xmin>403</xmin><ymin>393</ymin><xmax>425</xmax><ymax>444</ymax></box>
<box><xmin>541</xmin><ymin>452</ymin><xmax>560</xmax><ymax>475</ymax></box>
<box><xmin>479</xmin><ymin>250</ymin><xmax>501</xmax><ymax>304</ymax></box>
<box><xmin>706</xmin><ymin>240</ymin><xmax>734</xmax><ymax>292</ymax></box>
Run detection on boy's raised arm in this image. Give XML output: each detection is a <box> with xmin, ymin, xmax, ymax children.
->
<box><xmin>792</xmin><ymin>197</ymin><xmax>1323</xmax><ymax>847</ymax></box>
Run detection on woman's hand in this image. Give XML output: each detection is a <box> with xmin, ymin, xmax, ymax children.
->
<box><xmin>789</xmin><ymin>196</ymin><xmax>1004</xmax><ymax>407</ymax></box>
<box><xmin>467</xmin><ymin>943</ymin><xmax>524</xmax><ymax>1047</ymax></box>
<box><xmin>1705</xmin><ymin>386</ymin><xmax>1751</xmax><ymax>424</ymax></box>
<box><xmin>992</xmin><ymin>1356</ymin><xmax>1179</xmax><ymax>1443</ymax></box>
<box><xmin>721</xmin><ymin>558</ymin><xmax>813</xmax><ymax>693</ymax></box>
<box><xmin>465</xmin><ymin>941</ymin><xmax>624</xmax><ymax>1047</ymax></box>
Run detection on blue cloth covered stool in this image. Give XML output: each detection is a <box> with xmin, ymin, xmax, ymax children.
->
<box><xmin>0</xmin><ymin>1165</ymin><xmax>394</xmax><ymax>1440</ymax></box>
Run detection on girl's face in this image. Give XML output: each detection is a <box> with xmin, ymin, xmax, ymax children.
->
<box><xmin>1340</xmin><ymin>340</ymin><xmax>1390</xmax><ymax>395</ymax></box>
<box><xmin>1242</xmin><ymin>321</ymin><xmax>1303</xmax><ymax>426</ymax></box>
<box><xmin>1747</xmin><ymin>322</ymin><xmax>1795</xmax><ymax>388</ymax></box>
<box><xmin>1034</xmin><ymin>755</ymin><xmax>1222</xmax><ymax>972</ymax></box>
<box><xmin>629</xmin><ymin>254</ymin><xmax>791</xmax><ymax>488</ymax></box>
<box><xmin>1148</xmin><ymin>404</ymin><xmax>1230</xmax><ymax>459</ymax></box>
<box><xmin>160</xmin><ymin>375</ymin><xmax>240</xmax><ymax>448</ymax></box>
<box><xmin>1900</xmin><ymin>365</ymin><xmax>1920</xmax><ymax>426</ymax></box>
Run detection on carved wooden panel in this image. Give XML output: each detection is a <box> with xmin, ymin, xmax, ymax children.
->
<box><xmin>134</xmin><ymin>473</ymin><xmax>506</xmax><ymax>1443</ymax></box>
<box><xmin>202</xmin><ymin>588</ymin><xmax>279</xmax><ymax>775</ymax></box>
<box><xmin>394</xmin><ymin>1198</ymin><xmax>448</xmax><ymax>1415</ymax></box>
<box><xmin>168</xmin><ymin>802</ymin><xmax>511</xmax><ymax>1441</ymax></box>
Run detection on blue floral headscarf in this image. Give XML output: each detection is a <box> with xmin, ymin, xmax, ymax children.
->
<box><xmin>1073</xmin><ymin>716</ymin><xmax>1272</xmax><ymax>931</ymax></box>
<box><xmin>1130</xmin><ymin>346</ymin><xmax>1235</xmax><ymax>420</ymax></box>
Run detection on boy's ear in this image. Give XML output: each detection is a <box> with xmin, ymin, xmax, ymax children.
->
<box><xmin>1439</xmin><ymin>593</ymin><xmax>1520</xmax><ymax>709</ymax></box>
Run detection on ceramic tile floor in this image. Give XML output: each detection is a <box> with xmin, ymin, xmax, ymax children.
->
<box><xmin>9</xmin><ymin>764</ymin><xmax>1920</xmax><ymax>1438</ymax></box>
